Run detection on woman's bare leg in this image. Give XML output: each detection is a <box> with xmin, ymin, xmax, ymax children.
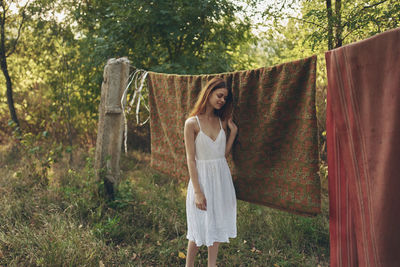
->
<box><xmin>186</xmin><ymin>240</ymin><xmax>199</xmax><ymax>267</ymax></box>
<box><xmin>207</xmin><ymin>242</ymin><xmax>220</xmax><ymax>267</ymax></box>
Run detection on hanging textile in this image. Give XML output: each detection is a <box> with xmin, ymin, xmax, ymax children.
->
<box><xmin>326</xmin><ymin>27</ymin><xmax>400</xmax><ymax>267</ymax></box>
<box><xmin>147</xmin><ymin>55</ymin><xmax>320</xmax><ymax>216</ymax></box>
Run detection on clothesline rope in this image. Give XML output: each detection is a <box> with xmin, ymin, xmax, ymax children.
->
<box><xmin>121</xmin><ymin>65</ymin><xmax>149</xmax><ymax>154</ymax></box>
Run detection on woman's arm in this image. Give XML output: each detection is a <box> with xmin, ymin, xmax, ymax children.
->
<box><xmin>225</xmin><ymin>118</ymin><xmax>238</xmax><ymax>157</ymax></box>
<box><xmin>184</xmin><ymin>118</ymin><xmax>207</xmax><ymax>210</ymax></box>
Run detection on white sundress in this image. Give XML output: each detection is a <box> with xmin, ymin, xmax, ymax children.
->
<box><xmin>186</xmin><ymin>115</ymin><xmax>237</xmax><ymax>247</ymax></box>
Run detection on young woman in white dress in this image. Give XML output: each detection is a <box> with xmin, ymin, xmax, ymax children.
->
<box><xmin>184</xmin><ymin>77</ymin><xmax>238</xmax><ymax>267</ymax></box>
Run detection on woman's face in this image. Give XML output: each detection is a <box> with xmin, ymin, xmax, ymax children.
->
<box><xmin>208</xmin><ymin>88</ymin><xmax>228</xmax><ymax>110</ymax></box>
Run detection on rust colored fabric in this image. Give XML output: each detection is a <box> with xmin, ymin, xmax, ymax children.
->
<box><xmin>147</xmin><ymin>55</ymin><xmax>320</xmax><ymax>216</ymax></box>
<box><xmin>326</xmin><ymin>27</ymin><xmax>400</xmax><ymax>267</ymax></box>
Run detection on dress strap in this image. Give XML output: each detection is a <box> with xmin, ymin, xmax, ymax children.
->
<box><xmin>195</xmin><ymin>115</ymin><xmax>202</xmax><ymax>131</ymax></box>
<box><xmin>218</xmin><ymin>117</ymin><xmax>223</xmax><ymax>130</ymax></box>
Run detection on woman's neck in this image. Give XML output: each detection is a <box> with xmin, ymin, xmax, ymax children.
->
<box><xmin>203</xmin><ymin>105</ymin><xmax>215</xmax><ymax>119</ymax></box>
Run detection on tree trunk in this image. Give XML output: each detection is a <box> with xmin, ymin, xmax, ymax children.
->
<box><xmin>0</xmin><ymin>2</ymin><xmax>20</xmax><ymax>128</ymax></box>
<box><xmin>1</xmin><ymin>60</ymin><xmax>19</xmax><ymax>127</ymax></box>
<box><xmin>326</xmin><ymin>0</ymin><xmax>334</xmax><ymax>50</ymax></box>
<box><xmin>335</xmin><ymin>0</ymin><xmax>342</xmax><ymax>48</ymax></box>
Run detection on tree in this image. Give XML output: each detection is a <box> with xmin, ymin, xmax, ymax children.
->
<box><xmin>303</xmin><ymin>0</ymin><xmax>400</xmax><ymax>50</ymax></box>
<box><xmin>259</xmin><ymin>0</ymin><xmax>400</xmax><ymax>51</ymax></box>
<box><xmin>0</xmin><ymin>0</ymin><xmax>28</xmax><ymax>128</ymax></box>
<box><xmin>74</xmin><ymin>0</ymin><xmax>255</xmax><ymax>75</ymax></box>
<box><xmin>0</xmin><ymin>0</ymin><xmax>101</xmax><ymax>145</ymax></box>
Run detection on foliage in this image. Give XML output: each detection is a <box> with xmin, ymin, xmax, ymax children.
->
<box><xmin>0</xmin><ymin>0</ymin><xmax>99</xmax><ymax>145</ymax></box>
<box><xmin>302</xmin><ymin>0</ymin><xmax>400</xmax><ymax>49</ymax></box>
<box><xmin>74</xmin><ymin>0</ymin><xmax>256</xmax><ymax>74</ymax></box>
<box><xmin>258</xmin><ymin>0</ymin><xmax>400</xmax><ymax>51</ymax></box>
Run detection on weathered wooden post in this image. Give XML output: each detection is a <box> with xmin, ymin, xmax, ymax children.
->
<box><xmin>95</xmin><ymin>57</ymin><xmax>130</xmax><ymax>199</ymax></box>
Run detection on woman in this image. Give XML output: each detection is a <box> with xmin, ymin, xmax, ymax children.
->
<box><xmin>184</xmin><ymin>77</ymin><xmax>238</xmax><ymax>267</ymax></box>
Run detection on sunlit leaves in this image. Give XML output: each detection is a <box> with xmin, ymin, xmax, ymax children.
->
<box><xmin>76</xmin><ymin>0</ymin><xmax>255</xmax><ymax>74</ymax></box>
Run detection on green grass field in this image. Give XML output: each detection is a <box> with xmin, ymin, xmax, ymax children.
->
<box><xmin>0</xmin><ymin>143</ymin><xmax>329</xmax><ymax>266</ymax></box>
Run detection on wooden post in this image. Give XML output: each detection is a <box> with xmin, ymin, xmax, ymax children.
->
<box><xmin>95</xmin><ymin>57</ymin><xmax>130</xmax><ymax>199</ymax></box>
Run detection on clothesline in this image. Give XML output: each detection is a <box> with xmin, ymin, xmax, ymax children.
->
<box><xmin>120</xmin><ymin>58</ymin><xmax>313</xmax><ymax>154</ymax></box>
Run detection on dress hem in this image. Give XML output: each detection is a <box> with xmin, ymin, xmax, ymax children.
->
<box><xmin>186</xmin><ymin>234</ymin><xmax>237</xmax><ymax>247</ymax></box>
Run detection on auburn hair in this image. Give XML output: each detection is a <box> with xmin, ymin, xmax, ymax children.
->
<box><xmin>189</xmin><ymin>77</ymin><xmax>233</xmax><ymax>120</ymax></box>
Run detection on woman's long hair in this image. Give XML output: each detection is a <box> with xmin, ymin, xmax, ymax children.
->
<box><xmin>189</xmin><ymin>77</ymin><xmax>233</xmax><ymax>120</ymax></box>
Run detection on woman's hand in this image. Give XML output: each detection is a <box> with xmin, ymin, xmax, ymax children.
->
<box><xmin>195</xmin><ymin>191</ymin><xmax>207</xmax><ymax>211</ymax></box>
<box><xmin>227</xmin><ymin>118</ymin><xmax>238</xmax><ymax>136</ymax></box>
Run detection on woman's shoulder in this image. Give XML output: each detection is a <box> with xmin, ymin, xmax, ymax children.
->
<box><xmin>185</xmin><ymin>116</ymin><xmax>197</xmax><ymax>123</ymax></box>
<box><xmin>185</xmin><ymin>116</ymin><xmax>198</xmax><ymax>129</ymax></box>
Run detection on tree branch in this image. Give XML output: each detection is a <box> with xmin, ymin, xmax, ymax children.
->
<box><xmin>341</xmin><ymin>26</ymin><xmax>359</xmax><ymax>42</ymax></box>
<box><xmin>279</xmin><ymin>0</ymin><xmax>288</xmax><ymax>12</ymax></box>
<box><xmin>1</xmin><ymin>0</ymin><xmax>8</xmax><ymax>14</ymax></box>
<box><xmin>343</xmin><ymin>0</ymin><xmax>389</xmax><ymax>29</ymax></box>
<box><xmin>341</xmin><ymin>12</ymin><xmax>383</xmax><ymax>43</ymax></box>
<box><xmin>6</xmin><ymin>0</ymin><xmax>30</xmax><ymax>57</ymax></box>
<box><xmin>286</xmin><ymin>15</ymin><xmax>327</xmax><ymax>30</ymax></box>
<box><xmin>363</xmin><ymin>0</ymin><xmax>389</xmax><ymax>9</ymax></box>
<box><xmin>0</xmin><ymin>0</ymin><xmax>5</xmax><ymax>22</ymax></box>
<box><xmin>4</xmin><ymin>2</ymin><xmax>9</xmax><ymax>14</ymax></box>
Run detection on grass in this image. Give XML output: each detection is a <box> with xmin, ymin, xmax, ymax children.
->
<box><xmin>0</xmin><ymin>141</ymin><xmax>329</xmax><ymax>266</ymax></box>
